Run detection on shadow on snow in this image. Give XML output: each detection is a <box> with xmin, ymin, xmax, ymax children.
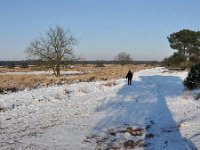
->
<box><xmin>91</xmin><ymin>75</ymin><xmax>198</xmax><ymax>149</ymax></box>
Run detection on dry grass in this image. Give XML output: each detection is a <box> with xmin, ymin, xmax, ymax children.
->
<box><xmin>0</xmin><ymin>64</ymin><xmax>155</xmax><ymax>93</ymax></box>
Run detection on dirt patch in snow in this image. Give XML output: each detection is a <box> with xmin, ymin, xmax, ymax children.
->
<box><xmin>84</xmin><ymin>126</ymin><xmax>148</xmax><ymax>149</ymax></box>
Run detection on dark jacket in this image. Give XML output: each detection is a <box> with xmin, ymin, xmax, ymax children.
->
<box><xmin>126</xmin><ymin>70</ymin><xmax>133</xmax><ymax>79</ymax></box>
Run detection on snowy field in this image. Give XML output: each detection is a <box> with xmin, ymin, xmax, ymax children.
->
<box><xmin>0</xmin><ymin>67</ymin><xmax>200</xmax><ymax>150</ymax></box>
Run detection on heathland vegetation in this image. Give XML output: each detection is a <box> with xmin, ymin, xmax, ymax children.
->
<box><xmin>0</xmin><ymin>64</ymin><xmax>154</xmax><ymax>94</ymax></box>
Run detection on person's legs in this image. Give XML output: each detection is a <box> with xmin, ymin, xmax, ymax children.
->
<box><xmin>128</xmin><ymin>79</ymin><xmax>131</xmax><ymax>85</ymax></box>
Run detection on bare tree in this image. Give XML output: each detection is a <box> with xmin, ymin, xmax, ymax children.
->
<box><xmin>26</xmin><ymin>26</ymin><xmax>78</xmax><ymax>76</ymax></box>
<box><xmin>114</xmin><ymin>52</ymin><xmax>133</xmax><ymax>65</ymax></box>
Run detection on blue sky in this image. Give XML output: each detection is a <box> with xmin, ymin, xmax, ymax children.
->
<box><xmin>0</xmin><ymin>0</ymin><xmax>200</xmax><ymax>61</ymax></box>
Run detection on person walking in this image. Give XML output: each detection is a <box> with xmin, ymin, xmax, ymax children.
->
<box><xmin>126</xmin><ymin>70</ymin><xmax>133</xmax><ymax>85</ymax></box>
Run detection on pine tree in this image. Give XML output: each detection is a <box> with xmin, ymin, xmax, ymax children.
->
<box><xmin>184</xmin><ymin>64</ymin><xmax>200</xmax><ymax>89</ymax></box>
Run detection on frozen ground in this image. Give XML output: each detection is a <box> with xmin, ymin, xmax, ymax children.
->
<box><xmin>0</xmin><ymin>67</ymin><xmax>200</xmax><ymax>150</ymax></box>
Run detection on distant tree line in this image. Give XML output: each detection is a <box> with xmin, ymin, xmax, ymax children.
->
<box><xmin>0</xmin><ymin>60</ymin><xmax>160</xmax><ymax>67</ymax></box>
<box><xmin>0</xmin><ymin>60</ymin><xmax>44</xmax><ymax>67</ymax></box>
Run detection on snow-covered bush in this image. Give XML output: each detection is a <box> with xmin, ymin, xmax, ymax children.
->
<box><xmin>184</xmin><ymin>64</ymin><xmax>200</xmax><ymax>90</ymax></box>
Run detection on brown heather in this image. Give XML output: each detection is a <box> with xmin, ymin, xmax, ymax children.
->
<box><xmin>0</xmin><ymin>64</ymin><xmax>155</xmax><ymax>93</ymax></box>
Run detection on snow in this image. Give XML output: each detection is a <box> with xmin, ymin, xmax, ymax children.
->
<box><xmin>0</xmin><ymin>71</ymin><xmax>85</xmax><ymax>75</ymax></box>
<box><xmin>0</xmin><ymin>67</ymin><xmax>200</xmax><ymax>150</ymax></box>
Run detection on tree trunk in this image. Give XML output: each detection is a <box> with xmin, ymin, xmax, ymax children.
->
<box><xmin>52</xmin><ymin>67</ymin><xmax>56</xmax><ymax>76</ymax></box>
<box><xmin>56</xmin><ymin>63</ymin><xmax>60</xmax><ymax>76</ymax></box>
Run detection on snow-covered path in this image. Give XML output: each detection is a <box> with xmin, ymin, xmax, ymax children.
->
<box><xmin>1</xmin><ymin>67</ymin><xmax>200</xmax><ymax>150</ymax></box>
